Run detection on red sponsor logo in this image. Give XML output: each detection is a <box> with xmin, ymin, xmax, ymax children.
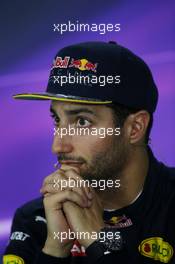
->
<box><xmin>105</xmin><ymin>215</ymin><xmax>133</xmax><ymax>229</ymax></box>
<box><xmin>53</xmin><ymin>56</ymin><xmax>70</xmax><ymax>68</ymax></box>
<box><xmin>69</xmin><ymin>58</ymin><xmax>97</xmax><ymax>72</ymax></box>
<box><xmin>71</xmin><ymin>240</ymin><xmax>86</xmax><ymax>257</ymax></box>
<box><xmin>52</xmin><ymin>56</ymin><xmax>98</xmax><ymax>72</ymax></box>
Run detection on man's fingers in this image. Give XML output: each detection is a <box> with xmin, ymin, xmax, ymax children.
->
<box><xmin>41</xmin><ymin>181</ymin><xmax>92</xmax><ymax>208</ymax></box>
<box><xmin>41</xmin><ymin>164</ymin><xmax>93</xmax><ymax>207</ymax></box>
<box><xmin>43</xmin><ymin>189</ymin><xmax>89</xmax><ymax>209</ymax></box>
<box><xmin>64</xmin><ymin>170</ymin><xmax>93</xmax><ymax>200</ymax></box>
<box><xmin>42</xmin><ymin>165</ymin><xmax>80</xmax><ymax>187</ymax></box>
<box><xmin>43</xmin><ymin>170</ymin><xmax>65</xmax><ymax>187</ymax></box>
<box><xmin>41</xmin><ymin>166</ymin><xmax>92</xmax><ymax>203</ymax></box>
<box><xmin>59</xmin><ymin>164</ymin><xmax>80</xmax><ymax>174</ymax></box>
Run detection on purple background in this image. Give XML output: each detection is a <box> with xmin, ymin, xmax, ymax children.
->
<box><xmin>0</xmin><ymin>0</ymin><xmax>175</xmax><ymax>259</ymax></box>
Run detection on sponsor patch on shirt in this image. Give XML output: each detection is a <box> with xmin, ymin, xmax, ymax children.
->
<box><xmin>10</xmin><ymin>231</ymin><xmax>30</xmax><ymax>241</ymax></box>
<box><xmin>138</xmin><ymin>237</ymin><xmax>174</xmax><ymax>263</ymax></box>
<box><xmin>104</xmin><ymin>215</ymin><xmax>133</xmax><ymax>229</ymax></box>
<box><xmin>3</xmin><ymin>254</ymin><xmax>25</xmax><ymax>264</ymax></box>
<box><xmin>71</xmin><ymin>240</ymin><xmax>86</xmax><ymax>256</ymax></box>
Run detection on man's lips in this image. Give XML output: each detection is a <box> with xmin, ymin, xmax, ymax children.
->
<box><xmin>59</xmin><ymin>161</ymin><xmax>84</xmax><ymax>166</ymax></box>
<box><xmin>59</xmin><ymin>160</ymin><xmax>83</xmax><ymax>164</ymax></box>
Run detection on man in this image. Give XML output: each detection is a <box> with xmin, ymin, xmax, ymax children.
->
<box><xmin>3</xmin><ymin>41</ymin><xmax>175</xmax><ymax>263</ymax></box>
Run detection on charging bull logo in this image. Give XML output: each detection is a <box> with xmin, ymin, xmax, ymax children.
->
<box><xmin>105</xmin><ymin>215</ymin><xmax>133</xmax><ymax>228</ymax></box>
<box><xmin>69</xmin><ymin>58</ymin><xmax>97</xmax><ymax>72</ymax></box>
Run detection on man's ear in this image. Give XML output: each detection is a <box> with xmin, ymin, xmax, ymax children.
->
<box><xmin>125</xmin><ymin>111</ymin><xmax>150</xmax><ymax>144</ymax></box>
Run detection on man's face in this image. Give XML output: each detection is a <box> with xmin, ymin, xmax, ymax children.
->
<box><xmin>51</xmin><ymin>101</ymin><xmax>130</xmax><ymax>183</ymax></box>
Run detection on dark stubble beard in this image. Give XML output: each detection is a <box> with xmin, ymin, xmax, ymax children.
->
<box><xmin>80</xmin><ymin>133</ymin><xmax>130</xmax><ymax>188</ymax></box>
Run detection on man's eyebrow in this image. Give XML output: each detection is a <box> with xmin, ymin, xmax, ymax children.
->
<box><xmin>64</xmin><ymin>108</ymin><xmax>96</xmax><ymax>116</ymax></box>
<box><xmin>50</xmin><ymin>106</ymin><xmax>97</xmax><ymax>117</ymax></box>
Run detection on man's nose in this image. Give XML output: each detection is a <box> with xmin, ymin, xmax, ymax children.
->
<box><xmin>51</xmin><ymin>131</ymin><xmax>73</xmax><ymax>154</ymax></box>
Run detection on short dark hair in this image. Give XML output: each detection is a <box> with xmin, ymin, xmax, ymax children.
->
<box><xmin>106</xmin><ymin>103</ymin><xmax>153</xmax><ymax>144</ymax></box>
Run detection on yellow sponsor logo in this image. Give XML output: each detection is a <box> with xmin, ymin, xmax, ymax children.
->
<box><xmin>138</xmin><ymin>237</ymin><xmax>174</xmax><ymax>263</ymax></box>
<box><xmin>3</xmin><ymin>254</ymin><xmax>25</xmax><ymax>264</ymax></box>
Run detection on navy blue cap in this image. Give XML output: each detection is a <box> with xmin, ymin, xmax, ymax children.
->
<box><xmin>13</xmin><ymin>41</ymin><xmax>158</xmax><ymax>112</ymax></box>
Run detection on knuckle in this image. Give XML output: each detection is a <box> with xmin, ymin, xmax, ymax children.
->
<box><xmin>65</xmin><ymin>169</ymin><xmax>76</xmax><ymax>175</ymax></box>
<box><xmin>43</xmin><ymin>176</ymin><xmax>50</xmax><ymax>185</ymax></box>
<box><xmin>57</xmin><ymin>168</ymin><xmax>67</xmax><ymax>175</ymax></box>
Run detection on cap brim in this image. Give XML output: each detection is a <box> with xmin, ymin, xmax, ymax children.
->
<box><xmin>13</xmin><ymin>93</ymin><xmax>112</xmax><ymax>104</ymax></box>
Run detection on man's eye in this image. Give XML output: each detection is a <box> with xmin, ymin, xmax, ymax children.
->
<box><xmin>50</xmin><ymin>114</ymin><xmax>60</xmax><ymax>126</ymax></box>
<box><xmin>54</xmin><ymin>118</ymin><xmax>60</xmax><ymax>126</ymax></box>
<box><xmin>77</xmin><ymin>117</ymin><xmax>91</xmax><ymax>127</ymax></box>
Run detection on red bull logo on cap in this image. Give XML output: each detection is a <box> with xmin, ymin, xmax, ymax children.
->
<box><xmin>52</xmin><ymin>56</ymin><xmax>98</xmax><ymax>72</ymax></box>
<box><xmin>69</xmin><ymin>58</ymin><xmax>97</xmax><ymax>72</ymax></box>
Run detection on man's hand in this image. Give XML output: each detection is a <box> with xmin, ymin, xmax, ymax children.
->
<box><xmin>63</xmin><ymin>186</ymin><xmax>105</xmax><ymax>248</ymax></box>
<box><xmin>40</xmin><ymin>165</ymin><xmax>93</xmax><ymax>257</ymax></box>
